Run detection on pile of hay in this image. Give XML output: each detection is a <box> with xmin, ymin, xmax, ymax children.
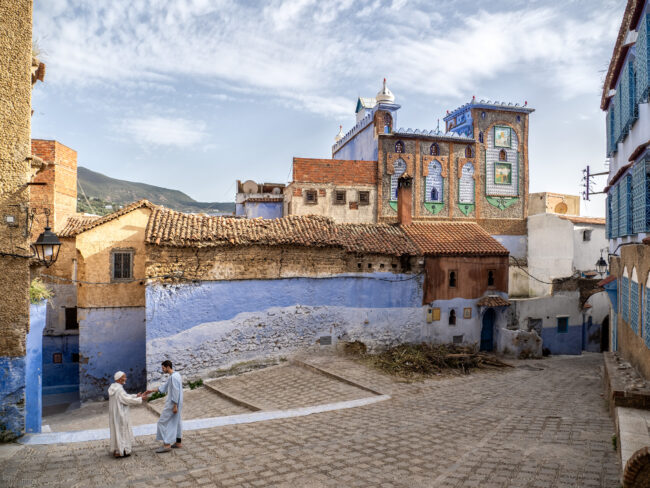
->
<box><xmin>345</xmin><ymin>342</ymin><xmax>512</xmax><ymax>377</ymax></box>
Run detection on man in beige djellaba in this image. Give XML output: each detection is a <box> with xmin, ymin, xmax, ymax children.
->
<box><xmin>108</xmin><ymin>371</ymin><xmax>145</xmax><ymax>458</ymax></box>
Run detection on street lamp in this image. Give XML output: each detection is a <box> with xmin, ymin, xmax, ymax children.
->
<box><xmin>31</xmin><ymin>210</ymin><xmax>61</xmax><ymax>267</ymax></box>
<box><xmin>595</xmin><ymin>251</ymin><xmax>608</xmax><ymax>277</ymax></box>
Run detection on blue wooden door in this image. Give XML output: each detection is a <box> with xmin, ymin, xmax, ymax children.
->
<box><xmin>481</xmin><ymin>308</ymin><xmax>496</xmax><ymax>352</ymax></box>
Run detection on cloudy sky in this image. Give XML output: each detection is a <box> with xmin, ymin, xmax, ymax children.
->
<box><xmin>32</xmin><ymin>0</ymin><xmax>625</xmax><ymax>215</ymax></box>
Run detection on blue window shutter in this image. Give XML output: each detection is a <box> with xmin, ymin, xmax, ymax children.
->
<box><xmin>631</xmin><ymin>280</ymin><xmax>639</xmax><ymax>334</ymax></box>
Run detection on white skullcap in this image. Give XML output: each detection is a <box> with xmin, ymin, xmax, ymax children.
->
<box><xmin>114</xmin><ymin>371</ymin><xmax>126</xmax><ymax>381</ymax></box>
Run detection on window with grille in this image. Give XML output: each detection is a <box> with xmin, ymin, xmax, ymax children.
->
<box><xmin>631</xmin><ymin>280</ymin><xmax>640</xmax><ymax>334</ymax></box>
<box><xmin>305</xmin><ymin>190</ymin><xmax>318</xmax><ymax>204</ymax></box>
<box><xmin>622</xmin><ymin>276</ymin><xmax>630</xmax><ymax>324</ymax></box>
<box><xmin>112</xmin><ymin>250</ymin><xmax>133</xmax><ymax>281</ymax></box>
<box><xmin>334</xmin><ymin>190</ymin><xmax>346</xmax><ymax>205</ymax></box>
<box><xmin>358</xmin><ymin>191</ymin><xmax>370</xmax><ymax>205</ymax></box>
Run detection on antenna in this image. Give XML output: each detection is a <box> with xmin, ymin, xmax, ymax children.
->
<box><xmin>580</xmin><ymin>164</ymin><xmax>609</xmax><ymax>201</ymax></box>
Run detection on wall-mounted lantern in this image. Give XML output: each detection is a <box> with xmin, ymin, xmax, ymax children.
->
<box><xmin>31</xmin><ymin>209</ymin><xmax>61</xmax><ymax>267</ymax></box>
<box><xmin>595</xmin><ymin>251</ymin><xmax>608</xmax><ymax>277</ymax></box>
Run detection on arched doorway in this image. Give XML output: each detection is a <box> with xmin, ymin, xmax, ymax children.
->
<box><xmin>600</xmin><ymin>315</ymin><xmax>610</xmax><ymax>352</ymax></box>
<box><xmin>481</xmin><ymin>308</ymin><xmax>496</xmax><ymax>352</ymax></box>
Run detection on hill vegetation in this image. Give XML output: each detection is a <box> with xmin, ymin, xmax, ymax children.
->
<box><xmin>77</xmin><ymin>166</ymin><xmax>234</xmax><ymax>216</ymax></box>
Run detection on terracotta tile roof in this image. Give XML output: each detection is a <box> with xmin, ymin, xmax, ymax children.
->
<box><xmin>59</xmin><ymin>200</ymin><xmax>156</xmax><ymax>237</ymax></box>
<box><xmin>58</xmin><ymin>215</ymin><xmax>101</xmax><ymax>237</ymax></box>
<box><xmin>243</xmin><ymin>198</ymin><xmax>284</xmax><ymax>203</ymax></box>
<box><xmin>558</xmin><ymin>215</ymin><xmax>606</xmax><ymax>226</ymax></box>
<box><xmin>145</xmin><ymin>207</ymin><xmax>418</xmax><ymax>256</ymax></box>
<box><xmin>477</xmin><ymin>296</ymin><xmax>510</xmax><ymax>307</ymax></box>
<box><xmin>401</xmin><ymin>222</ymin><xmax>509</xmax><ymax>256</ymax></box>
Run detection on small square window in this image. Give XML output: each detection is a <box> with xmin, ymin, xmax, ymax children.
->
<box><xmin>305</xmin><ymin>190</ymin><xmax>318</xmax><ymax>204</ymax></box>
<box><xmin>453</xmin><ymin>335</ymin><xmax>463</xmax><ymax>344</ymax></box>
<box><xmin>557</xmin><ymin>316</ymin><xmax>569</xmax><ymax>333</ymax></box>
<box><xmin>65</xmin><ymin>307</ymin><xmax>78</xmax><ymax>330</ymax></box>
<box><xmin>53</xmin><ymin>353</ymin><xmax>62</xmax><ymax>364</ymax></box>
<box><xmin>72</xmin><ymin>353</ymin><xmax>80</xmax><ymax>363</ymax></box>
<box><xmin>112</xmin><ymin>250</ymin><xmax>133</xmax><ymax>281</ymax></box>
<box><xmin>334</xmin><ymin>190</ymin><xmax>346</xmax><ymax>205</ymax></box>
<box><xmin>359</xmin><ymin>191</ymin><xmax>370</xmax><ymax>205</ymax></box>
<box><xmin>583</xmin><ymin>230</ymin><xmax>592</xmax><ymax>241</ymax></box>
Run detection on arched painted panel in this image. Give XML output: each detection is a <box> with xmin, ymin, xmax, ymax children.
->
<box><xmin>425</xmin><ymin>160</ymin><xmax>443</xmax><ymax>203</ymax></box>
<box><xmin>459</xmin><ymin>162</ymin><xmax>475</xmax><ymax>204</ymax></box>
<box><xmin>390</xmin><ymin>158</ymin><xmax>406</xmax><ymax>200</ymax></box>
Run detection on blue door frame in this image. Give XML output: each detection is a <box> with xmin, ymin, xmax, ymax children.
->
<box><xmin>481</xmin><ymin>308</ymin><xmax>496</xmax><ymax>352</ymax></box>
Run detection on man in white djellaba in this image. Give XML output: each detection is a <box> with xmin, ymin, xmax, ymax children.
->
<box><xmin>147</xmin><ymin>359</ymin><xmax>183</xmax><ymax>453</ymax></box>
<box><xmin>108</xmin><ymin>371</ymin><xmax>144</xmax><ymax>458</ymax></box>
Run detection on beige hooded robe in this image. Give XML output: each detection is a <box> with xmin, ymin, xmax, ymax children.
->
<box><xmin>108</xmin><ymin>382</ymin><xmax>142</xmax><ymax>455</ymax></box>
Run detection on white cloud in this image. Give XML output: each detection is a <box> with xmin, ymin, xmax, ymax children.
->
<box><xmin>34</xmin><ymin>1</ymin><xmax>621</xmax><ymax>117</ymax></box>
<box><xmin>121</xmin><ymin>116</ymin><xmax>207</xmax><ymax>147</ymax></box>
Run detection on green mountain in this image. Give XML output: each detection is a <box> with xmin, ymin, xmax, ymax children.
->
<box><xmin>77</xmin><ymin>166</ymin><xmax>235</xmax><ymax>216</ymax></box>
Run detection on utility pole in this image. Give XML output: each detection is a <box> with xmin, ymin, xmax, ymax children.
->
<box><xmin>581</xmin><ymin>165</ymin><xmax>608</xmax><ymax>201</ymax></box>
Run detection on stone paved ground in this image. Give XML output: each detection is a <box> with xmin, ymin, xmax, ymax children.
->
<box><xmin>206</xmin><ymin>364</ymin><xmax>371</xmax><ymax>410</ymax></box>
<box><xmin>1</xmin><ymin>353</ymin><xmax>620</xmax><ymax>487</ymax></box>
<box><xmin>148</xmin><ymin>387</ymin><xmax>251</xmax><ymax>419</ymax></box>
<box><xmin>43</xmin><ymin>399</ymin><xmax>159</xmax><ymax>432</ymax></box>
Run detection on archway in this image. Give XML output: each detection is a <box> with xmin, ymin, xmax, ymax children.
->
<box><xmin>481</xmin><ymin>308</ymin><xmax>496</xmax><ymax>352</ymax></box>
<box><xmin>600</xmin><ymin>315</ymin><xmax>610</xmax><ymax>352</ymax></box>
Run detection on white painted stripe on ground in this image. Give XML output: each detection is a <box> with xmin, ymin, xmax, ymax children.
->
<box><xmin>18</xmin><ymin>395</ymin><xmax>391</xmax><ymax>445</ymax></box>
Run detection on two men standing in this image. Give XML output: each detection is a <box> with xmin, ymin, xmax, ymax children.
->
<box><xmin>108</xmin><ymin>360</ymin><xmax>183</xmax><ymax>458</ymax></box>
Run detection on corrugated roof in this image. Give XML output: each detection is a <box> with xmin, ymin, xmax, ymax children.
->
<box><xmin>59</xmin><ymin>200</ymin><xmax>156</xmax><ymax>237</ymax></box>
<box><xmin>402</xmin><ymin>222</ymin><xmax>509</xmax><ymax>256</ymax></box>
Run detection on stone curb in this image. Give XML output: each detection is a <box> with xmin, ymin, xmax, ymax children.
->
<box><xmin>202</xmin><ymin>383</ymin><xmax>262</xmax><ymax>412</ymax></box>
<box><xmin>291</xmin><ymin>359</ymin><xmax>385</xmax><ymax>396</ymax></box>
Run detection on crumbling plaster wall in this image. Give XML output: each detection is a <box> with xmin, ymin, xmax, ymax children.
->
<box><xmin>0</xmin><ymin>0</ymin><xmax>34</xmax><ymax>440</ymax></box>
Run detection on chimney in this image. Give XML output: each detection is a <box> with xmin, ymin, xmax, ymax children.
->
<box><xmin>397</xmin><ymin>174</ymin><xmax>413</xmax><ymax>226</ymax></box>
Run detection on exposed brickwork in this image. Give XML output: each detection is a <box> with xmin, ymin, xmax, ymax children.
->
<box><xmin>30</xmin><ymin>139</ymin><xmax>78</xmax><ymax>239</ymax></box>
<box><xmin>292</xmin><ymin>157</ymin><xmax>377</xmax><ymax>185</ymax></box>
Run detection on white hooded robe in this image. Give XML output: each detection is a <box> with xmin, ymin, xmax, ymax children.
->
<box><xmin>108</xmin><ymin>382</ymin><xmax>142</xmax><ymax>455</ymax></box>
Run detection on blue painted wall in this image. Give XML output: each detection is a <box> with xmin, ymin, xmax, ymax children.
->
<box><xmin>541</xmin><ymin>324</ymin><xmax>583</xmax><ymax>355</ymax></box>
<box><xmin>0</xmin><ymin>357</ymin><xmax>25</xmax><ymax>441</ymax></box>
<box><xmin>42</xmin><ymin>335</ymin><xmax>79</xmax><ymax>397</ymax></box>
<box><xmin>333</xmin><ymin>123</ymin><xmax>378</xmax><ymax>161</ymax></box>
<box><xmin>244</xmin><ymin>202</ymin><xmax>283</xmax><ymax>219</ymax></box>
<box><xmin>79</xmin><ymin>307</ymin><xmax>146</xmax><ymax>400</ymax></box>
<box><xmin>25</xmin><ymin>303</ymin><xmax>46</xmax><ymax>433</ymax></box>
<box><xmin>146</xmin><ymin>274</ymin><xmax>423</xmax><ymax>340</ymax></box>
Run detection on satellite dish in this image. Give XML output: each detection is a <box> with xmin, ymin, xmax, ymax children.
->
<box><xmin>272</xmin><ymin>187</ymin><xmax>281</xmax><ymax>195</ymax></box>
<box><xmin>242</xmin><ymin>180</ymin><xmax>258</xmax><ymax>194</ymax></box>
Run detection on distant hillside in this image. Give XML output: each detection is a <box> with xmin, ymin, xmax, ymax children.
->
<box><xmin>77</xmin><ymin>166</ymin><xmax>235</xmax><ymax>215</ymax></box>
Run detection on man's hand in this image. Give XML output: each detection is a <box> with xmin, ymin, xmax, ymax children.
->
<box><xmin>172</xmin><ymin>404</ymin><xmax>178</xmax><ymax>414</ymax></box>
<box><xmin>136</xmin><ymin>392</ymin><xmax>143</xmax><ymax>398</ymax></box>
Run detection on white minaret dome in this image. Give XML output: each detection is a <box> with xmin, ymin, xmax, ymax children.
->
<box><xmin>335</xmin><ymin>125</ymin><xmax>344</xmax><ymax>142</ymax></box>
<box><xmin>376</xmin><ymin>78</ymin><xmax>395</xmax><ymax>103</ymax></box>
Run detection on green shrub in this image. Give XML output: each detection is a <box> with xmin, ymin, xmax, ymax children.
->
<box><xmin>188</xmin><ymin>379</ymin><xmax>203</xmax><ymax>390</ymax></box>
<box><xmin>147</xmin><ymin>391</ymin><xmax>166</xmax><ymax>402</ymax></box>
<box><xmin>30</xmin><ymin>278</ymin><xmax>52</xmax><ymax>304</ymax></box>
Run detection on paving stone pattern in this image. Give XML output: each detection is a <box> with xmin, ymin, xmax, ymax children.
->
<box><xmin>206</xmin><ymin>364</ymin><xmax>371</xmax><ymax>410</ymax></box>
<box><xmin>1</xmin><ymin>354</ymin><xmax>620</xmax><ymax>487</ymax></box>
<box><xmin>148</xmin><ymin>387</ymin><xmax>251</xmax><ymax>419</ymax></box>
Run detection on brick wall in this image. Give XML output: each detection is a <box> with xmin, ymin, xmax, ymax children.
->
<box><xmin>30</xmin><ymin>139</ymin><xmax>77</xmax><ymax>240</ymax></box>
<box><xmin>293</xmin><ymin>158</ymin><xmax>377</xmax><ymax>185</ymax></box>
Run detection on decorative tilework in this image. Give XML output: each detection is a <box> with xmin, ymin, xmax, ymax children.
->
<box><xmin>390</xmin><ymin>159</ymin><xmax>406</xmax><ymax>201</ymax></box>
<box><xmin>645</xmin><ymin>285</ymin><xmax>650</xmax><ymax>348</ymax></box>
<box><xmin>631</xmin><ymin>280</ymin><xmax>639</xmax><ymax>334</ymax></box>
<box><xmin>622</xmin><ymin>276</ymin><xmax>630</xmax><ymax>324</ymax></box>
<box><xmin>425</xmin><ymin>160</ymin><xmax>443</xmax><ymax>203</ymax></box>
<box><xmin>459</xmin><ymin>163</ymin><xmax>475</xmax><ymax>204</ymax></box>
<box><xmin>486</xmin><ymin>125</ymin><xmax>518</xmax><ymax>196</ymax></box>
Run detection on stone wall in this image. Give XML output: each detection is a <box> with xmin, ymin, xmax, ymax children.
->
<box><xmin>0</xmin><ymin>0</ymin><xmax>33</xmax><ymax>440</ymax></box>
<box><xmin>286</xmin><ymin>182</ymin><xmax>377</xmax><ymax>224</ymax></box>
